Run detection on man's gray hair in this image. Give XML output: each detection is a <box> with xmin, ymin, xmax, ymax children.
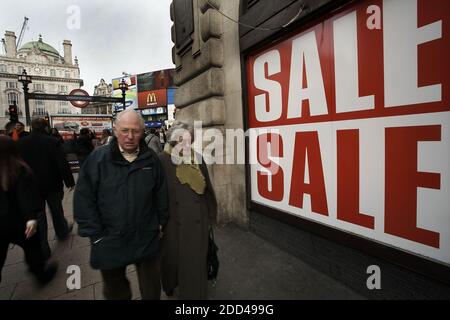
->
<box><xmin>114</xmin><ymin>109</ymin><xmax>145</xmax><ymax>129</ymax></box>
<box><xmin>166</xmin><ymin>121</ymin><xmax>194</xmax><ymax>146</ymax></box>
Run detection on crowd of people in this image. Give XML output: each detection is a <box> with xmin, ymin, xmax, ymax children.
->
<box><xmin>0</xmin><ymin>112</ymin><xmax>217</xmax><ymax>300</ymax></box>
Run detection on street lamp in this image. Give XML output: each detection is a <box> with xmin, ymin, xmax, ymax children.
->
<box><xmin>18</xmin><ymin>69</ymin><xmax>32</xmax><ymax>126</ymax></box>
<box><xmin>118</xmin><ymin>79</ymin><xmax>128</xmax><ymax>111</ymax></box>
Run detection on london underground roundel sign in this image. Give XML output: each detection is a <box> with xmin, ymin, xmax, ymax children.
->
<box><xmin>69</xmin><ymin>89</ymin><xmax>90</xmax><ymax>108</ymax></box>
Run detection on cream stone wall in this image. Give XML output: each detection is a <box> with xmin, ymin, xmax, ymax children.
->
<box><xmin>171</xmin><ymin>0</ymin><xmax>247</xmax><ymax>225</ymax></box>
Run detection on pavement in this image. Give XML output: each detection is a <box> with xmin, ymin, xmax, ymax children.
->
<box><xmin>0</xmin><ymin>185</ymin><xmax>364</xmax><ymax>300</ymax></box>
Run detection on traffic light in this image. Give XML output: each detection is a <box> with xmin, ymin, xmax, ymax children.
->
<box><xmin>8</xmin><ymin>104</ymin><xmax>18</xmax><ymax>123</ymax></box>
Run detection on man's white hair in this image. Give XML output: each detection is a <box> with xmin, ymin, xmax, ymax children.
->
<box><xmin>114</xmin><ymin>109</ymin><xmax>145</xmax><ymax>129</ymax></box>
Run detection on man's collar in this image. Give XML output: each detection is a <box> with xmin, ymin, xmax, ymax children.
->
<box><xmin>118</xmin><ymin>144</ymin><xmax>140</xmax><ymax>156</ymax></box>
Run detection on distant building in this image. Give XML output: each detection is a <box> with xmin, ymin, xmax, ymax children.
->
<box><xmin>0</xmin><ymin>32</ymin><xmax>83</xmax><ymax>128</ymax></box>
<box><xmin>82</xmin><ymin>79</ymin><xmax>113</xmax><ymax>115</ymax></box>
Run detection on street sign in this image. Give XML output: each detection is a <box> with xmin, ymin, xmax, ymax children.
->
<box><xmin>69</xmin><ymin>89</ymin><xmax>90</xmax><ymax>108</ymax></box>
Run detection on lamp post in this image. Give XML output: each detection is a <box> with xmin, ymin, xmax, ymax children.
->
<box><xmin>118</xmin><ymin>79</ymin><xmax>128</xmax><ymax>112</ymax></box>
<box><xmin>18</xmin><ymin>69</ymin><xmax>32</xmax><ymax>126</ymax></box>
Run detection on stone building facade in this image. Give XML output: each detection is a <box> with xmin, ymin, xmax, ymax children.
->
<box><xmin>82</xmin><ymin>79</ymin><xmax>113</xmax><ymax>115</ymax></box>
<box><xmin>0</xmin><ymin>32</ymin><xmax>83</xmax><ymax>128</ymax></box>
<box><xmin>171</xmin><ymin>0</ymin><xmax>246</xmax><ymax>226</ymax></box>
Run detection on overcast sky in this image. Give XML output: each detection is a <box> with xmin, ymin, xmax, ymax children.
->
<box><xmin>0</xmin><ymin>0</ymin><xmax>174</xmax><ymax>94</ymax></box>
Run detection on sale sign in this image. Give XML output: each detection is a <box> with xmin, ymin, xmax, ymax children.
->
<box><xmin>246</xmin><ymin>0</ymin><xmax>450</xmax><ymax>265</ymax></box>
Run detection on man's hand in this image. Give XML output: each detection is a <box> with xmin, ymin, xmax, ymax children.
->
<box><xmin>25</xmin><ymin>220</ymin><xmax>37</xmax><ymax>239</ymax></box>
<box><xmin>68</xmin><ymin>186</ymin><xmax>75</xmax><ymax>192</ymax></box>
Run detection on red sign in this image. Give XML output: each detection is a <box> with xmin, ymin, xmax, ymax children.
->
<box><xmin>69</xmin><ymin>89</ymin><xmax>90</xmax><ymax>108</ymax></box>
<box><xmin>138</xmin><ymin>89</ymin><xmax>167</xmax><ymax>108</ymax></box>
<box><xmin>246</xmin><ymin>0</ymin><xmax>450</xmax><ymax>265</ymax></box>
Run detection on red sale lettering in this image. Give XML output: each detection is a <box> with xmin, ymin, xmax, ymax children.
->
<box><xmin>289</xmin><ymin>131</ymin><xmax>329</xmax><ymax>216</ymax></box>
<box><xmin>385</xmin><ymin>126</ymin><xmax>441</xmax><ymax>248</ymax></box>
<box><xmin>257</xmin><ymin>134</ymin><xmax>284</xmax><ymax>202</ymax></box>
<box><xmin>337</xmin><ymin>130</ymin><xmax>374</xmax><ymax>229</ymax></box>
<box><xmin>247</xmin><ymin>0</ymin><xmax>449</xmax><ymax>265</ymax></box>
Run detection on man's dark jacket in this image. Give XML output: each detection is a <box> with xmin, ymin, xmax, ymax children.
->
<box><xmin>17</xmin><ymin>132</ymin><xmax>75</xmax><ymax>197</ymax></box>
<box><xmin>74</xmin><ymin>137</ymin><xmax>169</xmax><ymax>270</ymax></box>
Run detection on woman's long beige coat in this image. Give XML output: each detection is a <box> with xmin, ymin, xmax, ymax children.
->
<box><xmin>159</xmin><ymin>152</ymin><xmax>217</xmax><ymax>299</ymax></box>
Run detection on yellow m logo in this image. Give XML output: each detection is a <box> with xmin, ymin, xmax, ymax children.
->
<box><xmin>147</xmin><ymin>93</ymin><xmax>157</xmax><ymax>105</ymax></box>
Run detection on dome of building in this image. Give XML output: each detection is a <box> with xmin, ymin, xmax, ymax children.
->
<box><xmin>18</xmin><ymin>35</ymin><xmax>61</xmax><ymax>59</ymax></box>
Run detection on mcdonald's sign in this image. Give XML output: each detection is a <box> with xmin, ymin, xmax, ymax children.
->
<box><xmin>147</xmin><ymin>92</ymin><xmax>157</xmax><ymax>105</ymax></box>
<box><xmin>138</xmin><ymin>89</ymin><xmax>167</xmax><ymax>108</ymax></box>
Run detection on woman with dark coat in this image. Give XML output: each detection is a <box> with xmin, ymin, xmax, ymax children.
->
<box><xmin>159</xmin><ymin>121</ymin><xmax>217</xmax><ymax>300</ymax></box>
<box><xmin>0</xmin><ymin>136</ymin><xmax>57</xmax><ymax>285</ymax></box>
<box><xmin>50</xmin><ymin>128</ymin><xmax>65</xmax><ymax>145</ymax></box>
<box><xmin>73</xmin><ymin>128</ymin><xmax>94</xmax><ymax>167</ymax></box>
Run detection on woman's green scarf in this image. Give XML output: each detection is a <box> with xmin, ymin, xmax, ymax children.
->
<box><xmin>165</xmin><ymin>144</ymin><xmax>206</xmax><ymax>195</ymax></box>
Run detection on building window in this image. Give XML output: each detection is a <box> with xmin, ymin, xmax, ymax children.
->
<box><xmin>58</xmin><ymin>108</ymin><xmax>71</xmax><ymax>115</ymax></box>
<box><xmin>35</xmin><ymin>100</ymin><xmax>45</xmax><ymax>107</ymax></box>
<box><xmin>59</xmin><ymin>101</ymin><xmax>70</xmax><ymax>114</ymax></box>
<box><xmin>7</xmin><ymin>92</ymin><xmax>19</xmax><ymax>105</ymax></box>
<box><xmin>33</xmin><ymin>107</ymin><xmax>46</xmax><ymax>116</ymax></box>
<box><xmin>58</xmin><ymin>85</ymin><xmax>68</xmax><ymax>92</ymax></box>
<box><xmin>0</xmin><ymin>64</ymin><xmax>6</xmax><ymax>72</ymax></box>
<box><xmin>6</xmin><ymin>82</ymin><xmax>18</xmax><ymax>89</ymax></box>
<box><xmin>33</xmin><ymin>83</ymin><xmax>45</xmax><ymax>91</ymax></box>
<box><xmin>50</xmin><ymin>69</ymin><xmax>56</xmax><ymax>77</ymax></box>
<box><xmin>18</xmin><ymin>66</ymin><xmax>24</xmax><ymax>74</ymax></box>
<box><xmin>65</xmin><ymin>71</ymin><xmax>71</xmax><ymax>78</ymax></box>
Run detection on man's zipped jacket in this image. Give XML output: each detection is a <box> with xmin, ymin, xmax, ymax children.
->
<box><xmin>74</xmin><ymin>137</ymin><xmax>169</xmax><ymax>270</ymax></box>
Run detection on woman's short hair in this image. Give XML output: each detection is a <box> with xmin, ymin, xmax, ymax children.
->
<box><xmin>166</xmin><ymin>121</ymin><xmax>194</xmax><ymax>147</ymax></box>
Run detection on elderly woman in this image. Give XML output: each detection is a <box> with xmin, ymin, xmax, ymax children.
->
<box><xmin>159</xmin><ymin>121</ymin><xmax>217</xmax><ymax>300</ymax></box>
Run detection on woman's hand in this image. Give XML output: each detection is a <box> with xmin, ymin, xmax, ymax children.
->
<box><xmin>25</xmin><ymin>220</ymin><xmax>38</xmax><ymax>239</ymax></box>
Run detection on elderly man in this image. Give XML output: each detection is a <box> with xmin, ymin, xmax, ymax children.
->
<box><xmin>74</xmin><ymin>110</ymin><xmax>168</xmax><ymax>300</ymax></box>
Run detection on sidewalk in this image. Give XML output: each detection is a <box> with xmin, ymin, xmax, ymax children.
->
<box><xmin>0</xmin><ymin>188</ymin><xmax>363</xmax><ymax>300</ymax></box>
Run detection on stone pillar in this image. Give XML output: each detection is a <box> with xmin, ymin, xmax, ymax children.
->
<box><xmin>171</xmin><ymin>0</ymin><xmax>247</xmax><ymax>226</ymax></box>
<box><xmin>4</xmin><ymin>31</ymin><xmax>17</xmax><ymax>58</ymax></box>
<box><xmin>63</xmin><ymin>40</ymin><xmax>73</xmax><ymax>65</ymax></box>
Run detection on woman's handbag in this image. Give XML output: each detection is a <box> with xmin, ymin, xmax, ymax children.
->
<box><xmin>207</xmin><ymin>227</ymin><xmax>219</xmax><ymax>282</ymax></box>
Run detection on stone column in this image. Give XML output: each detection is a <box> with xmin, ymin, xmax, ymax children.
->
<box><xmin>171</xmin><ymin>0</ymin><xmax>247</xmax><ymax>226</ymax></box>
<box><xmin>4</xmin><ymin>31</ymin><xmax>17</xmax><ymax>58</ymax></box>
<box><xmin>63</xmin><ymin>40</ymin><xmax>73</xmax><ymax>65</ymax></box>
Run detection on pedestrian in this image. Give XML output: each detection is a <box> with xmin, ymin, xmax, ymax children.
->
<box><xmin>0</xmin><ymin>136</ymin><xmax>58</xmax><ymax>285</ymax></box>
<box><xmin>73</xmin><ymin>128</ymin><xmax>94</xmax><ymax>167</ymax></box>
<box><xmin>159</xmin><ymin>127</ymin><xmax>167</xmax><ymax>150</ymax></box>
<box><xmin>145</xmin><ymin>128</ymin><xmax>162</xmax><ymax>154</ymax></box>
<box><xmin>17</xmin><ymin>118</ymin><xmax>75</xmax><ymax>260</ymax></box>
<box><xmin>159</xmin><ymin>121</ymin><xmax>217</xmax><ymax>300</ymax></box>
<box><xmin>74</xmin><ymin>110</ymin><xmax>169</xmax><ymax>300</ymax></box>
<box><xmin>8</xmin><ymin>122</ymin><xmax>29</xmax><ymax>140</ymax></box>
<box><xmin>100</xmin><ymin>129</ymin><xmax>113</xmax><ymax>146</ymax></box>
<box><xmin>50</xmin><ymin>127</ymin><xmax>64</xmax><ymax>145</ymax></box>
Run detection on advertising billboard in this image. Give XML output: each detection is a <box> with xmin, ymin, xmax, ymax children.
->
<box><xmin>112</xmin><ymin>75</ymin><xmax>138</xmax><ymax>111</ymax></box>
<box><xmin>167</xmin><ymin>88</ymin><xmax>176</xmax><ymax>105</ymax></box>
<box><xmin>138</xmin><ymin>89</ymin><xmax>168</xmax><ymax>108</ymax></box>
<box><xmin>246</xmin><ymin>0</ymin><xmax>450</xmax><ymax>266</ymax></box>
<box><xmin>50</xmin><ymin>115</ymin><xmax>113</xmax><ymax>139</ymax></box>
<box><xmin>137</xmin><ymin>69</ymin><xmax>175</xmax><ymax>92</ymax></box>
